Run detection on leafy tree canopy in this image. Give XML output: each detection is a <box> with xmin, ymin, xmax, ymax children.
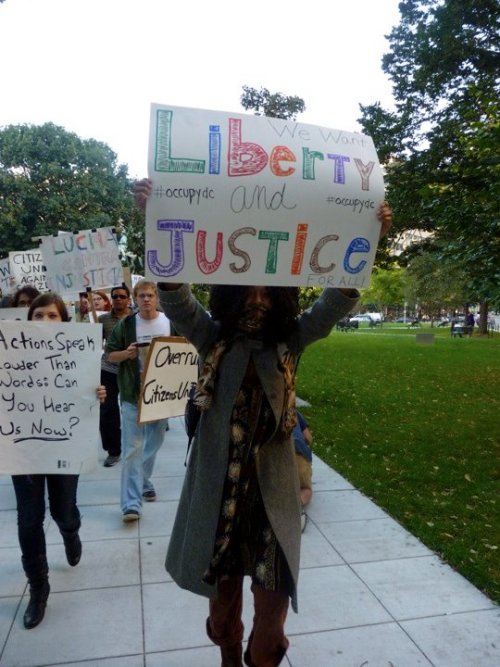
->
<box><xmin>358</xmin><ymin>0</ymin><xmax>500</xmax><ymax>313</ymax></box>
<box><xmin>361</xmin><ymin>266</ymin><xmax>407</xmax><ymax>313</ymax></box>
<box><xmin>405</xmin><ymin>248</ymin><xmax>469</xmax><ymax>319</ymax></box>
<box><xmin>240</xmin><ymin>86</ymin><xmax>305</xmax><ymax>120</ymax></box>
<box><xmin>0</xmin><ymin>122</ymin><xmax>137</xmax><ymax>259</ymax></box>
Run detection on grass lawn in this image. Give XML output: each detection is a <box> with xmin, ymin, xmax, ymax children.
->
<box><xmin>296</xmin><ymin>323</ymin><xmax>500</xmax><ymax>602</ymax></box>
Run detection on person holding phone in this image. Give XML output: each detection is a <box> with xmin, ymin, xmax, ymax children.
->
<box><xmin>106</xmin><ymin>280</ymin><xmax>171</xmax><ymax>521</ymax></box>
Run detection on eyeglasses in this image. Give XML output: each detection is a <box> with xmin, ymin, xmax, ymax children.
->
<box><xmin>111</xmin><ymin>294</ymin><xmax>129</xmax><ymax>299</ymax></box>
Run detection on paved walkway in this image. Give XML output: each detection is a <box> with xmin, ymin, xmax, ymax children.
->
<box><xmin>0</xmin><ymin>417</ymin><xmax>498</xmax><ymax>667</ymax></box>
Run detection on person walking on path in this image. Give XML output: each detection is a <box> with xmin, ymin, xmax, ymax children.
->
<box><xmin>157</xmin><ymin>281</ymin><xmax>360</xmax><ymax>666</ymax></box>
<box><xmin>12</xmin><ymin>293</ymin><xmax>106</xmax><ymax>629</ymax></box>
<box><xmin>135</xmin><ymin>177</ymin><xmax>391</xmax><ymax>666</ymax></box>
<box><xmin>98</xmin><ymin>284</ymin><xmax>133</xmax><ymax>467</ymax></box>
<box><xmin>106</xmin><ymin>279</ymin><xmax>171</xmax><ymax>521</ymax></box>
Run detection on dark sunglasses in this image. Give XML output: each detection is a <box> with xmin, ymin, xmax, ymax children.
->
<box><xmin>111</xmin><ymin>294</ymin><xmax>129</xmax><ymax>299</ymax></box>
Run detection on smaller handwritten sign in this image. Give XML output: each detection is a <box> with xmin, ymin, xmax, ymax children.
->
<box><xmin>0</xmin><ymin>321</ymin><xmax>103</xmax><ymax>474</ymax></box>
<box><xmin>40</xmin><ymin>227</ymin><xmax>124</xmax><ymax>295</ymax></box>
<box><xmin>8</xmin><ymin>249</ymin><xmax>48</xmax><ymax>292</ymax></box>
<box><xmin>138</xmin><ymin>336</ymin><xmax>199</xmax><ymax>424</ymax></box>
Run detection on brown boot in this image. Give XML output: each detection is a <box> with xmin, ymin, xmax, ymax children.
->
<box><xmin>221</xmin><ymin>643</ymin><xmax>243</xmax><ymax>667</ymax></box>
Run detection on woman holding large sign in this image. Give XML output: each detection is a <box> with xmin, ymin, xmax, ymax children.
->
<box><xmin>11</xmin><ymin>293</ymin><xmax>106</xmax><ymax>630</ymax></box>
<box><xmin>135</xmin><ymin>177</ymin><xmax>392</xmax><ymax>666</ymax></box>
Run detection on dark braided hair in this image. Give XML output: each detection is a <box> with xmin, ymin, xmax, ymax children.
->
<box><xmin>208</xmin><ymin>285</ymin><xmax>299</xmax><ymax>343</ymax></box>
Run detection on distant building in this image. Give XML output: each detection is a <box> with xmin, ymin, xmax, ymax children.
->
<box><xmin>390</xmin><ymin>229</ymin><xmax>433</xmax><ymax>256</ymax></box>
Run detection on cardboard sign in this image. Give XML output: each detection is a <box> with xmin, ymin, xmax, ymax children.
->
<box><xmin>146</xmin><ymin>104</ymin><xmax>385</xmax><ymax>288</ymax></box>
<box><xmin>0</xmin><ymin>321</ymin><xmax>103</xmax><ymax>474</ymax></box>
<box><xmin>8</xmin><ymin>249</ymin><xmax>48</xmax><ymax>292</ymax></box>
<box><xmin>138</xmin><ymin>336</ymin><xmax>199</xmax><ymax>424</ymax></box>
<box><xmin>40</xmin><ymin>227</ymin><xmax>124</xmax><ymax>295</ymax></box>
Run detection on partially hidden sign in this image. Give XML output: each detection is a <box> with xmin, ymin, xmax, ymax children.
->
<box><xmin>146</xmin><ymin>104</ymin><xmax>385</xmax><ymax>288</ymax></box>
<box><xmin>0</xmin><ymin>308</ymin><xmax>28</xmax><ymax>321</ymax></box>
<box><xmin>0</xmin><ymin>257</ymin><xmax>15</xmax><ymax>295</ymax></box>
<box><xmin>40</xmin><ymin>227</ymin><xmax>124</xmax><ymax>295</ymax></box>
<box><xmin>0</xmin><ymin>321</ymin><xmax>103</xmax><ymax>474</ymax></box>
<box><xmin>9</xmin><ymin>248</ymin><xmax>48</xmax><ymax>292</ymax></box>
<box><xmin>138</xmin><ymin>336</ymin><xmax>199</xmax><ymax>424</ymax></box>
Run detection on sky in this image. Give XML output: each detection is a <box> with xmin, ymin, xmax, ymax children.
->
<box><xmin>0</xmin><ymin>0</ymin><xmax>401</xmax><ymax>179</ymax></box>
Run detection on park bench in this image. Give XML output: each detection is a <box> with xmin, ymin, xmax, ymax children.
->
<box><xmin>336</xmin><ymin>319</ymin><xmax>357</xmax><ymax>331</ymax></box>
<box><xmin>451</xmin><ymin>324</ymin><xmax>473</xmax><ymax>338</ymax></box>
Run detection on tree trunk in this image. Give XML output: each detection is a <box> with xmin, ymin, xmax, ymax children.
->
<box><xmin>478</xmin><ymin>301</ymin><xmax>489</xmax><ymax>335</ymax></box>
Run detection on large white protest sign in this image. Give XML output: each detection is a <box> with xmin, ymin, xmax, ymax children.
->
<box><xmin>0</xmin><ymin>321</ymin><xmax>102</xmax><ymax>474</ymax></box>
<box><xmin>0</xmin><ymin>258</ymin><xmax>15</xmax><ymax>296</ymax></box>
<box><xmin>138</xmin><ymin>337</ymin><xmax>199</xmax><ymax>424</ymax></box>
<box><xmin>9</xmin><ymin>249</ymin><xmax>48</xmax><ymax>292</ymax></box>
<box><xmin>146</xmin><ymin>104</ymin><xmax>385</xmax><ymax>288</ymax></box>
<box><xmin>40</xmin><ymin>227</ymin><xmax>124</xmax><ymax>295</ymax></box>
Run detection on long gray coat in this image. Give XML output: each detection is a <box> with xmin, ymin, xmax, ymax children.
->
<box><xmin>159</xmin><ymin>285</ymin><xmax>357</xmax><ymax>611</ymax></box>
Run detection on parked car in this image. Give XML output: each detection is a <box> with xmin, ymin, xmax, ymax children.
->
<box><xmin>365</xmin><ymin>312</ymin><xmax>383</xmax><ymax>322</ymax></box>
<box><xmin>349</xmin><ymin>314</ymin><xmax>375</xmax><ymax>324</ymax></box>
<box><xmin>349</xmin><ymin>314</ymin><xmax>381</xmax><ymax>328</ymax></box>
<box><xmin>350</xmin><ymin>312</ymin><xmax>383</xmax><ymax>324</ymax></box>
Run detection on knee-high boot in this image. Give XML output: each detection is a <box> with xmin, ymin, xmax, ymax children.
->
<box><xmin>22</xmin><ymin>555</ymin><xmax>50</xmax><ymax>629</ymax></box>
<box><xmin>60</xmin><ymin>525</ymin><xmax>82</xmax><ymax>566</ymax></box>
<box><xmin>206</xmin><ymin>616</ymin><xmax>243</xmax><ymax>667</ymax></box>
<box><xmin>220</xmin><ymin>643</ymin><xmax>243</xmax><ymax>667</ymax></box>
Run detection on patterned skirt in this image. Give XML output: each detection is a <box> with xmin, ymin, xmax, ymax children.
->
<box><xmin>203</xmin><ymin>379</ymin><xmax>293</xmax><ymax>596</ymax></box>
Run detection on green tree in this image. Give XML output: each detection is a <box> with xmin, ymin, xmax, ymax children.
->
<box><xmin>405</xmin><ymin>249</ymin><xmax>469</xmax><ymax>322</ymax></box>
<box><xmin>358</xmin><ymin>0</ymin><xmax>500</xmax><ymax>331</ymax></box>
<box><xmin>0</xmin><ymin>122</ymin><xmax>137</xmax><ymax>262</ymax></box>
<box><xmin>240</xmin><ymin>86</ymin><xmax>305</xmax><ymax>120</ymax></box>
<box><xmin>361</xmin><ymin>266</ymin><xmax>407</xmax><ymax>315</ymax></box>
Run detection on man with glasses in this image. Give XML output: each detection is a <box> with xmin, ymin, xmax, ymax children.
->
<box><xmin>106</xmin><ymin>280</ymin><xmax>171</xmax><ymax>521</ymax></box>
<box><xmin>98</xmin><ymin>284</ymin><xmax>132</xmax><ymax>467</ymax></box>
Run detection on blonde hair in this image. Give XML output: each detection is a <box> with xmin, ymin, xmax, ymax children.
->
<box><xmin>133</xmin><ymin>279</ymin><xmax>157</xmax><ymax>298</ymax></box>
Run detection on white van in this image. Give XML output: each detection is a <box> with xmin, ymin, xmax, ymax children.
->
<box><xmin>349</xmin><ymin>312</ymin><xmax>383</xmax><ymax>325</ymax></box>
<box><xmin>365</xmin><ymin>312</ymin><xmax>383</xmax><ymax>322</ymax></box>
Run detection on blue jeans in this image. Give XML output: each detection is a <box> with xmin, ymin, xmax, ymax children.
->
<box><xmin>12</xmin><ymin>474</ymin><xmax>80</xmax><ymax>560</ymax></box>
<box><xmin>120</xmin><ymin>401</ymin><xmax>168</xmax><ymax>512</ymax></box>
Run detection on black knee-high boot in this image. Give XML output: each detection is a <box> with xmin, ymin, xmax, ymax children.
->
<box><xmin>60</xmin><ymin>527</ymin><xmax>82</xmax><ymax>566</ymax></box>
<box><xmin>22</xmin><ymin>555</ymin><xmax>50</xmax><ymax>629</ymax></box>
